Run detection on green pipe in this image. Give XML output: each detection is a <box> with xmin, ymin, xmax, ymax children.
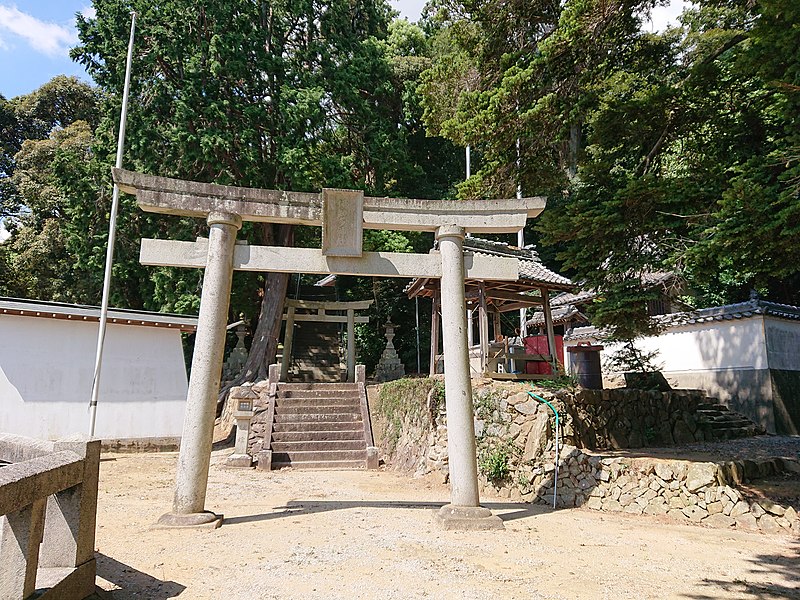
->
<box><xmin>527</xmin><ymin>388</ymin><xmax>560</xmax><ymax>509</ymax></box>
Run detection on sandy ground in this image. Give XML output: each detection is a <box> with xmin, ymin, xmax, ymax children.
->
<box><xmin>93</xmin><ymin>450</ymin><xmax>799</xmax><ymax>600</ymax></box>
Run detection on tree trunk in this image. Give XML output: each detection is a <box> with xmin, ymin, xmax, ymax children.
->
<box><xmin>217</xmin><ymin>223</ymin><xmax>293</xmax><ymax>409</ymax></box>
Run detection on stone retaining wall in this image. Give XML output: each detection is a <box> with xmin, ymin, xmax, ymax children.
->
<box><xmin>517</xmin><ymin>447</ymin><xmax>800</xmax><ymax>535</ymax></box>
<box><xmin>370</xmin><ymin>380</ymin><xmax>800</xmax><ymax>537</ymax></box>
<box><xmin>561</xmin><ymin>388</ymin><xmax>710</xmax><ymax>448</ymax></box>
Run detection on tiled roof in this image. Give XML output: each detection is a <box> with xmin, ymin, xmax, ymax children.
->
<box><xmin>526</xmin><ymin>304</ymin><xmax>587</xmax><ymax>327</ymax></box>
<box><xmin>463</xmin><ymin>237</ymin><xmax>573</xmax><ymax>288</ymax></box>
<box><xmin>563</xmin><ymin>299</ymin><xmax>800</xmax><ymax>341</ymax></box>
<box><xmin>550</xmin><ymin>272</ymin><xmax>679</xmax><ymax>308</ymax></box>
<box><xmin>657</xmin><ymin>299</ymin><xmax>800</xmax><ymax>326</ymax></box>
<box><xmin>550</xmin><ymin>289</ymin><xmax>596</xmax><ymax>307</ymax></box>
<box><xmin>0</xmin><ymin>297</ymin><xmax>198</xmax><ymax>331</ymax></box>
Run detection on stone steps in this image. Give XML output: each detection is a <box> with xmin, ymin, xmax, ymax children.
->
<box><xmin>276</xmin><ymin>399</ymin><xmax>361</xmax><ymax>410</ymax></box>
<box><xmin>278</xmin><ymin>390</ymin><xmax>358</xmax><ymax>402</ymax></box>
<box><xmin>271</xmin><ymin>440</ymin><xmax>365</xmax><ymax>452</ymax></box>
<box><xmin>276</xmin><ymin>403</ymin><xmax>360</xmax><ymax>415</ymax></box>
<box><xmin>694</xmin><ymin>400</ymin><xmax>765</xmax><ymax>441</ymax></box>
<box><xmin>272</xmin><ymin>421</ymin><xmax>362</xmax><ymax>433</ymax></box>
<box><xmin>271</xmin><ymin>429</ymin><xmax>364</xmax><ymax>442</ymax></box>
<box><xmin>273</xmin><ymin>412</ymin><xmax>362</xmax><ymax>423</ymax></box>
<box><xmin>288</xmin><ymin>324</ymin><xmax>343</xmax><ymax>383</ymax></box>
<box><xmin>271</xmin><ymin>459</ymin><xmax>367</xmax><ymax>470</ymax></box>
<box><xmin>272</xmin><ymin>449</ymin><xmax>367</xmax><ymax>463</ymax></box>
<box><xmin>265</xmin><ymin>382</ymin><xmax>369</xmax><ymax>469</ymax></box>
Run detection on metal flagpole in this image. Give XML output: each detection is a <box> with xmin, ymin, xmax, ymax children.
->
<box><xmin>516</xmin><ymin>137</ymin><xmax>527</xmax><ymax>337</ymax></box>
<box><xmin>89</xmin><ymin>12</ymin><xmax>137</xmax><ymax>436</ymax></box>
<box><xmin>415</xmin><ymin>296</ymin><xmax>421</xmax><ymax>374</ymax></box>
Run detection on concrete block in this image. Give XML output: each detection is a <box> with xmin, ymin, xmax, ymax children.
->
<box><xmin>256</xmin><ymin>450</ymin><xmax>273</xmax><ymax>472</ymax></box>
<box><xmin>0</xmin><ymin>498</ymin><xmax>46</xmax><ymax>599</ymax></box>
<box><xmin>224</xmin><ymin>454</ymin><xmax>252</xmax><ymax>468</ymax></box>
<box><xmin>366</xmin><ymin>446</ymin><xmax>379</xmax><ymax>470</ymax></box>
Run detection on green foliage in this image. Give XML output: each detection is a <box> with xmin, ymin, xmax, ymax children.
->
<box><xmin>478</xmin><ymin>439</ymin><xmax>516</xmax><ymax>483</ymax></box>
<box><xmin>605</xmin><ymin>339</ymin><xmax>662</xmax><ymax>374</ymax></box>
<box><xmin>374</xmin><ymin>377</ymin><xmax>441</xmax><ymax>451</ymax></box>
<box><xmin>420</xmin><ymin>0</ymin><xmax>800</xmax><ymax>337</ymax></box>
<box><xmin>472</xmin><ymin>388</ymin><xmax>502</xmax><ymax>423</ymax></box>
<box><xmin>534</xmin><ymin>374</ymin><xmax>578</xmax><ymax>392</ymax></box>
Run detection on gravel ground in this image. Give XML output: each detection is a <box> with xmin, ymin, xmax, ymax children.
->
<box><xmin>94</xmin><ymin>449</ymin><xmax>799</xmax><ymax>600</ymax></box>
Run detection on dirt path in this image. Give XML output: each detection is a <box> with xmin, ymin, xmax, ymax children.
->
<box><xmin>94</xmin><ymin>450</ymin><xmax>799</xmax><ymax>600</ymax></box>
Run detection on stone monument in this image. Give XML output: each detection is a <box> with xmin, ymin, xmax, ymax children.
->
<box><xmin>375</xmin><ymin>320</ymin><xmax>405</xmax><ymax>382</ymax></box>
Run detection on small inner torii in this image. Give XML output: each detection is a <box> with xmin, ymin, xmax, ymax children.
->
<box><xmin>114</xmin><ymin>167</ymin><xmax>545</xmax><ymax>530</ymax></box>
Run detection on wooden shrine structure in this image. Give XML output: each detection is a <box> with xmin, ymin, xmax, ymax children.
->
<box><xmin>407</xmin><ymin>237</ymin><xmax>574</xmax><ymax>379</ymax></box>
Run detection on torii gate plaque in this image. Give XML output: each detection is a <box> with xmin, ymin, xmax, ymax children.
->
<box><xmin>114</xmin><ymin>168</ymin><xmax>546</xmax><ymax>530</ymax></box>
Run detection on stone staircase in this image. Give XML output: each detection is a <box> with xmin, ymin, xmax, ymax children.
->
<box><xmin>287</xmin><ymin>322</ymin><xmax>343</xmax><ymax>383</ymax></box>
<box><xmin>263</xmin><ymin>379</ymin><xmax>376</xmax><ymax>470</ymax></box>
<box><xmin>696</xmin><ymin>402</ymin><xmax>766</xmax><ymax>440</ymax></box>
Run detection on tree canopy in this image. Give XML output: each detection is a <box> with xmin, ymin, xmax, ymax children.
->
<box><xmin>1</xmin><ymin>0</ymin><xmax>798</xmax><ymax>368</ymax></box>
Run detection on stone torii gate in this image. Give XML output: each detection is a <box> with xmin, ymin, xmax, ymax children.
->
<box><xmin>113</xmin><ymin>168</ymin><xmax>545</xmax><ymax>530</ymax></box>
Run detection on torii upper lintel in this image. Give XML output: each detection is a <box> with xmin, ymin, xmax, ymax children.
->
<box><xmin>113</xmin><ymin>167</ymin><xmax>546</xmax><ymax>235</ymax></box>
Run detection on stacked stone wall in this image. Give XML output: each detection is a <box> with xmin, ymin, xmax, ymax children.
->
<box><xmin>562</xmin><ymin>388</ymin><xmax>710</xmax><ymax>449</ymax></box>
<box><xmin>518</xmin><ymin>448</ymin><xmax>800</xmax><ymax>535</ymax></box>
<box><xmin>370</xmin><ymin>381</ymin><xmax>799</xmax><ymax>537</ymax></box>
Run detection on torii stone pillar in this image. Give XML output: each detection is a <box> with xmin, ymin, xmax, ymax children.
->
<box><xmin>436</xmin><ymin>226</ymin><xmax>503</xmax><ymax>529</ymax></box>
<box><xmin>158</xmin><ymin>211</ymin><xmax>241</xmax><ymax>528</ymax></box>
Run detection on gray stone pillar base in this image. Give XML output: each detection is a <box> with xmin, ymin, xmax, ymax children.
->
<box><xmin>366</xmin><ymin>446</ymin><xmax>379</xmax><ymax>470</ymax></box>
<box><xmin>224</xmin><ymin>453</ymin><xmax>252</xmax><ymax>468</ymax></box>
<box><xmin>154</xmin><ymin>511</ymin><xmax>223</xmax><ymax>530</ymax></box>
<box><xmin>435</xmin><ymin>504</ymin><xmax>504</xmax><ymax>531</ymax></box>
<box><xmin>255</xmin><ymin>450</ymin><xmax>273</xmax><ymax>471</ymax></box>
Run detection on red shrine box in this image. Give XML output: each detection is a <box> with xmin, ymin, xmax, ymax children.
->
<box><xmin>523</xmin><ymin>335</ymin><xmax>564</xmax><ymax>375</ymax></box>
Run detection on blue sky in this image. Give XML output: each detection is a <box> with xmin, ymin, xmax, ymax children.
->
<box><xmin>1</xmin><ymin>0</ymin><xmax>687</xmax><ymax>100</ymax></box>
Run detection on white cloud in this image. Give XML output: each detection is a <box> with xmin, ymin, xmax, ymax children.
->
<box><xmin>80</xmin><ymin>5</ymin><xmax>96</xmax><ymax>20</ymax></box>
<box><xmin>0</xmin><ymin>4</ymin><xmax>77</xmax><ymax>57</ymax></box>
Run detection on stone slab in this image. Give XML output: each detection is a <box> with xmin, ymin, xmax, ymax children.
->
<box><xmin>322</xmin><ymin>188</ymin><xmax>363</xmax><ymax>257</ymax></box>
<box><xmin>114</xmin><ymin>168</ymin><xmax>545</xmax><ymax>233</ymax></box>
<box><xmin>255</xmin><ymin>450</ymin><xmax>273</xmax><ymax>472</ymax></box>
<box><xmin>140</xmin><ymin>239</ymin><xmax>520</xmax><ymax>281</ymax></box>
<box><xmin>224</xmin><ymin>454</ymin><xmax>253</xmax><ymax>468</ymax></box>
<box><xmin>153</xmin><ymin>511</ymin><xmax>223</xmax><ymax>530</ymax></box>
<box><xmin>435</xmin><ymin>504</ymin><xmax>504</xmax><ymax>531</ymax></box>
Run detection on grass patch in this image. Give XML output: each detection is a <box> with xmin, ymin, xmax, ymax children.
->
<box><xmin>478</xmin><ymin>439</ymin><xmax>517</xmax><ymax>483</ymax></box>
<box><xmin>374</xmin><ymin>378</ymin><xmax>442</xmax><ymax>452</ymax></box>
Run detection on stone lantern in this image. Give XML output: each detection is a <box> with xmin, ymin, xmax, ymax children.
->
<box><xmin>375</xmin><ymin>320</ymin><xmax>405</xmax><ymax>382</ymax></box>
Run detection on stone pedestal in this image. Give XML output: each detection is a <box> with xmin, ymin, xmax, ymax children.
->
<box><xmin>225</xmin><ymin>401</ymin><xmax>254</xmax><ymax>468</ymax></box>
<box><xmin>375</xmin><ymin>321</ymin><xmax>405</xmax><ymax>382</ymax></box>
<box><xmin>435</xmin><ymin>504</ymin><xmax>504</xmax><ymax>530</ymax></box>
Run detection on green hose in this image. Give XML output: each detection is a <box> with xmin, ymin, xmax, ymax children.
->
<box><xmin>526</xmin><ymin>388</ymin><xmax>560</xmax><ymax>509</ymax></box>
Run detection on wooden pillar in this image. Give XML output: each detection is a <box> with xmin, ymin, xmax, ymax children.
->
<box><xmin>478</xmin><ymin>283</ymin><xmax>489</xmax><ymax>373</ymax></box>
<box><xmin>346</xmin><ymin>308</ymin><xmax>355</xmax><ymax>382</ymax></box>
<box><xmin>280</xmin><ymin>305</ymin><xmax>296</xmax><ymax>382</ymax></box>
<box><xmin>492</xmin><ymin>311</ymin><xmax>502</xmax><ymax>340</ymax></box>
<box><xmin>429</xmin><ymin>292</ymin><xmax>440</xmax><ymax>376</ymax></box>
<box><xmin>541</xmin><ymin>287</ymin><xmax>558</xmax><ymax>374</ymax></box>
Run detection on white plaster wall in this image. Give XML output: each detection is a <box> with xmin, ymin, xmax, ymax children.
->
<box><xmin>0</xmin><ymin>315</ymin><xmax>188</xmax><ymax>440</ymax></box>
<box><xmin>763</xmin><ymin>317</ymin><xmax>800</xmax><ymax>371</ymax></box>
<box><xmin>566</xmin><ymin>318</ymin><xmax>769</xmax><ymax>375</ymax></box>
